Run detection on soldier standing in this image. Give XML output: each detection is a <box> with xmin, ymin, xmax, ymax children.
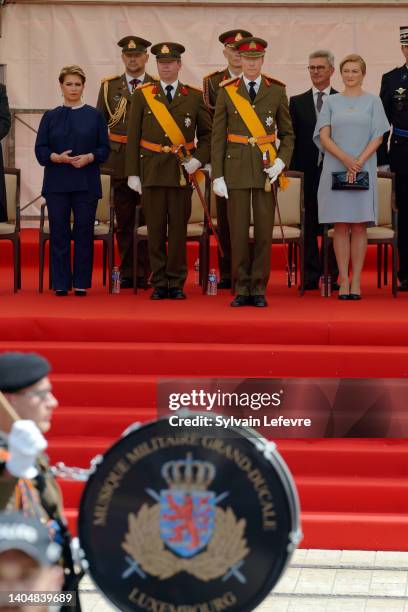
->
<box><xmin>203</xmin><ymin>30</ymin><xmax>252</xmax><ymax>289</ymax></box>
<box><xmin>97</xmin><ymin>36</ymin><xmax>153</xmax><ymax>288</ymax></box>
<box><xmin>211</xmin><ymin>37</ymin><xmax>294</xmax><ymax>307</ymax></box>
<box><xmin>379</xmin><ymin>26</ymin><xmax>408</xmax><ymax>290</ymax></box>
<box><xmin>126</xmin><ymin>42</ymin><xmax>212</xmax><ymax>300</ymax></box>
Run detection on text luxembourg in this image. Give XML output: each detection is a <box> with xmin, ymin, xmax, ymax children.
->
<box><xmin>169</xmin><ymin>415</ymin><xmax>312</xmax><ymax>428</ymax></box>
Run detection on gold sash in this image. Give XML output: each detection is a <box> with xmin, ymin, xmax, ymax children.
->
<box><xmin>224</xmin><ymin>82</ymin><xmax>289</xmax><ymax>189</ymax></box>
<box><xmin>141</xmin><ymin>85</ymin><xmax>186</xmax><ymax>145</ymax></box>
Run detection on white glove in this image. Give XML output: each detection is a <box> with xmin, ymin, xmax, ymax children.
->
<box><xmin>127</xmin><ymin>176</ymin><xmax>142</xmax><ymax>194</ymax></box>
<box><xmin>182</xmin><ymin>157</ymin><xmax>202</xmax><ymax>175</ymax></box>
<box><xmin>213</xmin><ymin>177</ymin><xmax>229</xmax><ymax>199</ymax></box>
<box><xmin>377</xmin><ymin>165</ymin><xmax>390</xmax><ymax>172</ymax></box>
<box><xmin>204</xmin><ymin>163</ymin><xmax>212</xmax><ymax>178</ymax></box>
<box><xmin>264</xmin><ymin>158</ymin><xmax>285</xmax><ymax>184</ymax></box>
<box><xmin>6</xmin><ymin>420</ymin><xmax>48</xmax><ymax>479</ymax></box>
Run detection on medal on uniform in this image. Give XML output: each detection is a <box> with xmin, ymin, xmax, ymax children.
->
<box><xmin>184</xmin><ymin>115</ymin><xmax>192</xmax><ymax>128</ymax></box>
<box><xmin>265</xmin><ymin>115</ymin><xmax>273</xmax><ymax>127</ymax></box>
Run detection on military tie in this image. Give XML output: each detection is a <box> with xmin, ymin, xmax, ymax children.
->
<box><xmin>129</xmin><ymin>78</ymin><xmax>140</xmax><ymax>93</ymax></box>
<box><xmin>248</xmin><ymin>81</ymin><xmax>257</xmax><ymax>102</ymax></box>
<box><xmin>316</xmin><ymin>91</ymin><xmax>325</xmax><ymax>113</ymax></box>
<box><xmin>165</xmin><ymin>85</ymin><xmax>173</xmax><ymax>103</ymax></box>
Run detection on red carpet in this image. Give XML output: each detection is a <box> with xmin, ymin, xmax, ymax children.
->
<box><xmin>1</xmin><ymin>229</ymin><xmax>408</xmax><ymax>550</ymax></box>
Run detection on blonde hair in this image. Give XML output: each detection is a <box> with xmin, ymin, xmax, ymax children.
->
<box><xmin>58</xmin><ymin>65</ymin><xmax>86</xmax><ymax>84</ymax></box>
<box><xmin>340</xmin><ymin>54</ymin><xmax>366</xmax><ymax>75</ymax></box>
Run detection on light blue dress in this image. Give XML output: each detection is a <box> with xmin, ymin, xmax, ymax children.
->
<box><xmin>313</xmin><ymin>93</ymin><xmax>390</xmax><ymax>223</ymax></box>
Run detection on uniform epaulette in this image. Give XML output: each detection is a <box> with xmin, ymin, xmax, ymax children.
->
<box><xmin>203</xmin><ymin>69</ymin><xmax>224</xmax><ymax>80</ymax></box>
<box><xmin>101</xmin><ymin>74</ymin><xmax>121</xmax><ymax>83</ymax></box>
<box><xmin>263</xmin><ymin>74</ymin><xmax>286</xmax><ymax>87</ymax></box>
<box><xmin>219</xmin><ymin>76</ymin><xmax>240</xmax><ymax>88</ymax></box>
<box><xmin>185</xmin><ymin>84</ymin><xmax>203</xmax><ymax>93</ymax></box>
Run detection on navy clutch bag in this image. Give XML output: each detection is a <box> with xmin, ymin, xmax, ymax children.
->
<box><xmin>331</xmin><ymin>171</ymin><xmax>369</xmax><ymax>190</ymax></box>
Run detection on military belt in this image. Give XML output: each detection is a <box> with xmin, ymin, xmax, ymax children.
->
<box><xmin>109</xmin><ymin>133</ymin><xmax>127</xmax><ymax>144</ymax></box>
<box><xmin>393</xmin><ymin>127</ymin><xmax>408</xmax><ymax>138</ymax></box>
<box><xmin>140</xmin><ymin>139</ymin><xmax>195</xmax><ymax>154</ymax></box>
<box><xmin>227</xmin><ymin>133</ymin><xmax>276</xmax><ymax>147</ymax></box>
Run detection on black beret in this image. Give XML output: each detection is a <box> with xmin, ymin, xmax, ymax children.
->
<box><xmin>0</xmin><ymin>352</ymin><xmax>50</xmax><ymax>393</ymax></box>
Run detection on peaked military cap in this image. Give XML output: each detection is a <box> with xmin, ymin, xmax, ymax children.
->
<box><xmin>401</xmin><ymin>26</ymin><xmax>408</xmax><ymax>46</ymax></box>
<box><xmin>218</xmin><ymin>29</ymin><xmax>253</xmax><ymax>47</ymax></box>
<box><xmin>234</xmin><ymin>36</ymin><xmax>268</xmax><ymax>58</ymax></box>
<box><xmin>151</xmin><ymin>42</ymin><xmax>185</xmax><ymax>61</ymax></box>
<box><xmin>118</xmin><ymin>36</ymin><xmax>151</xmax><ymax>54</ymax></box>
<box><xmin>0</xmin><ymin>352</ymin><xmax>50</xmax><ymax>393</ymax></box>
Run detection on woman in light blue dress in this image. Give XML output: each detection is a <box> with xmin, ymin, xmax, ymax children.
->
<box><xmin>314</xmin><ymin>54</ymin><xmax>389</xmax><ymax>299</ymax></box>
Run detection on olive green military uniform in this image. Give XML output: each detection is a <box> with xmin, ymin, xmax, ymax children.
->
<box><xmin>211</xmin><ymin>74</ymin><xmax>294</xmax><ymax>296</ymax></box>
<box><xmin>126</xmin><ymin>55</ymin><xmax>212</xmax><ymax>290</ymax></box>
<box><xmin>203</xmin><ymin>67</ymin><xmax>232</xmax><ymax>284</ymax></box>
<box><xmin>97</xmin><ymin>71</ymin><xmax>155</xmax><ymax>281</ymax></box>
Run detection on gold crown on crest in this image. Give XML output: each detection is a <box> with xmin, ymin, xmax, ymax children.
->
<box><xmin>235</xmin><ymin>32</ymin><xmax>243</xmax><ymax>41</ymax></box>
<box><xmin>249</xmin><ymin>41</ymin><xmax>257</xmax><ymax>49</ymax></box>
<box><xmin>128</xmin><ymin>40</ymin><xmax>137</xmax><ymax>48</ymax></box>
<box><xmin>161</xmin><ymin>453</ymin><xmax>216</xmax><ymax>490</ymax></box>
<box><xmin>161</xmin><ymin>44</ymin><xmax>170</xmax><ymax>54</ymax></box>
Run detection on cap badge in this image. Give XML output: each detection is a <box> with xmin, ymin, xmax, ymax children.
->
<box><xmin>235</xmin><ymin>32</ymin><xmax>243</xmax><ymax>41</ymax></box>
<box><xmin>161</xmin><ymin>45</ymin><xmax>170</xmax><ymax>54</ymax></box>
<box><xmin>128</xmin><ymin>40</ymin><xmax>137</xmax><ymax>49</ymax></box>
<box><xmin>249</xmin><ymin>41</ymin><xmax>257</xmax><ymax>50</ymax></box>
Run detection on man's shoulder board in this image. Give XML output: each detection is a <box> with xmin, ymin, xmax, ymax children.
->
<box><xmin>203</xmin><ymin>69</ymin><xmax>224</xmax><ymax>80</ymax></box>
<box><xmin>220</xmin><ymin>76</ymin><xmax>240</xmax><ymax>88</ymax></box>
<box><xmin>263</xmin><ymin>74</ymin><xmax>286</xmax><ymax>87</ymax></box>
<box><xmin>101</xmin><ymin>74</ymin><xmax>121</xmax><ymax>83</ymax></box>
<box><xmin>185</xmin><ymin>84</ymin><xmax>203</xmax><ymax>93</ymax></box>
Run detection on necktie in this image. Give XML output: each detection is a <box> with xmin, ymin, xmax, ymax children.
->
<box><xmin>129</xmin><ymin>78</ymin><xmax>140</xmax><ymax>93</ymax></box>
<box><xmin>248</xmin><ymin>81</ymin><xmax>256</xmax><ymax>102</ymax></box>
<box><xmin>165</xmin><ymin>85</ymin><xmax>173</xmax><ymax>103</ymax></box>
<box><xmin>316</xmin><ymin>91</ymin><xmax>325</xmax><ymax>113</ymax></box>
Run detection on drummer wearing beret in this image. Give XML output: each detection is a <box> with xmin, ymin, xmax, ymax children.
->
<box><xmin>0</xmin><ymin>353</ymin><xmax>81</xmax><ymax>611</ymax></box>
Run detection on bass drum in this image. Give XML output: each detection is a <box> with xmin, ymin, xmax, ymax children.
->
<box><xmin>78</xmin><ymin>416</ymin><xmax>302</xmax><ymax>612</ymax></box>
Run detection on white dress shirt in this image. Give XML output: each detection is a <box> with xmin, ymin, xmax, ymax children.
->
<box><xmin>160</xmin><ymin>80</ymin><xmax>179</xmax><ymax>100</ymax></box>
<box><xmin>126</xmin><ymin>73</ymin><xmax>145</xmax><ymax>93</ymax></box>
<box><xmin>312</xmin><ymin>86</ymin><xmax>331</xmax><ymax>113</ymax></box>
<box><xmin>243</xmin><ymin>75</ymin><xmax>262</xmax><ymax>97</ymax></box>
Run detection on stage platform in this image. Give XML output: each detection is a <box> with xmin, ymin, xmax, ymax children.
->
<box><xmin>1</xmin><ymin>230</ymin><xmax>408</xmax><ymax>550</ymax></box>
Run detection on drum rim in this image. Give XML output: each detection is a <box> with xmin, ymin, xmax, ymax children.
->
<box><xmin>78</xmin><ymin>414</ymin><xmax>302</xmax><ymax>612</ymax></box>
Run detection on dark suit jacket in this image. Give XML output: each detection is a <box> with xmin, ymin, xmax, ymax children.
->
<box><xmin>0</xmin><ymin>84</ymin><xmax>11</xmax><ymax>221</ymax></box>
<box><xmin>35</xmin><ymin>104</ymin><xmax>110</xmax><ymax>198</ymax></box>
<box><xmin>289</xmin><ymin>87</ymin><xmax>337</xmax><ymax>175</ymax></box>
<box><xmin>378</xmin><ymin>65</ymin><xmax>408</xmax><ymax>169</ymax></box>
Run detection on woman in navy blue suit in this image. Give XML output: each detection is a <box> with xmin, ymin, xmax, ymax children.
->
<box><xmin>35</xmin><ymin>65</ymin><xmax>110</xmax><ymax>296</ymax></box>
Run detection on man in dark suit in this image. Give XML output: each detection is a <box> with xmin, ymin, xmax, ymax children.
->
<box><xmin>289</xmin><ymin>50</ymin><xmax>338</xmax><ymax>290</ymax></box>
<box><xmin>0</xmin><ymin>83</ymin><xmax>11</xmax><ymax>222</ymax></box>
<box><xmin>378</xmin><ymin>27</ymin><xmax>408</xmax><ymax>290</ymax></box>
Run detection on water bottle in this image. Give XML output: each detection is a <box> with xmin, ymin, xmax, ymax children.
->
<box><xmin>112</xmin><ymin>266</ymin><xmax>121</xmax><ymax>294</ymax></box>
<box><xmin>207</xmin><ymin>268</ymin><xmax>218</xmax><ymax>296</ymax></box>
<box><xmin>320</xmin><ymin>274</ymin><xmax>331</xmax><ymax>297</ymax></box>
<box><xmin>194</xmin><ymin>258</ymin><xmax>200</xmax><ymax>285</ymax></box>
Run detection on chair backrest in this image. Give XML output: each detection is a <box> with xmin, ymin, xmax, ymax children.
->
<box><xmin>377</xmin><ymin>176</ymin><xmax>392</xmax><ymax>226</ymax></box>
<box><xmin>4</xmin><ymin>170</ymin><xmax>19</xmax><ymax>223</ymax></box>
<box><xmin>275</xmin><ymin>175</ymin><xmax>302</xmax><ymax>225</ymax></box>
<box><xmin>96</xmin><ymin>173</ymin><xmax>112</xmax><ymax>223</ymax></box>
<box><xmin>189</xmin><ymin>174</ymin><xmax>206</xmax><ymax>224</ymax></box>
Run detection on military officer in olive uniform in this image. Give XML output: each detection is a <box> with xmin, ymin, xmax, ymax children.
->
<box><xmin>97</xmin><ymin>36</ymin><xmax>154</xmax><ymax>288</ymax></box>
<box><xmin>211</xmin><ymin>37</ymin><xmax>294</xmax><ymax>307</ymax></box>
<box><xmin>126</xmin><ymin>42</ymin><xmax>212</xmax><ymax>300</ymax></box>
<box><xmin>379</xmin><ymin>26</ymin><xmax>408</xmax><ymax>290</ymax></box>
<box><xmin>203</xmin><ymin>29</ymin><xmax>252</xmax><ymax>289</ymax></box>
<box><xmin>0</xmin><ymin>353</ymin><xmax>81</xmax><ymax>610</ymax></box>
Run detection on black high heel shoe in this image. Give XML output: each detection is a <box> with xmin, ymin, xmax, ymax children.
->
<box><xmin>74</xmin><ymin>289</ymin><xmax>87</xmax><ymax>296</ymax></box>
<box><xmin>349</xmin><ymin>293</ymin><xmax>362</xmax><ymax>300</ymax></box>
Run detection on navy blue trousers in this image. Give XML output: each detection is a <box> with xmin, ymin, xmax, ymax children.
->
<box><xmin>47</xmin><ymin>191</ymin><xmax>97</xmax><ymax>291</ymax></box>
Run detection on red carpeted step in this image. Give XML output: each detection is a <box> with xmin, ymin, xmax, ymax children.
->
<box><xmin>52</xmin><ymin>408</ymin><xmax>154</xmax><ymax>437</ymax></box>
<box><xmin>1</xmin><ymin>341</ymin><xmax>408</xmax><ymax>378</ymax></box>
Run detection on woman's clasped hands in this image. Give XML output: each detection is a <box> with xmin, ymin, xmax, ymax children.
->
<box><xmin>50</xmin><ymin>150</ymin><xmax>94</xmax><ymax>168</ymax></box>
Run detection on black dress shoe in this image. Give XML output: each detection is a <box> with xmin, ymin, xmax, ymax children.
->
<box><xmin>252</xmin><ymin>295</ymin><xmax>268</xmax><ymax>307</ymax></box>
<box><xmin>304</xmin><ymin>280</ymin><xmax>319</xmax><ymax>291</ymax></box>
<box><xmin>55</xmin><ymin>290</ymin><xmax>68</xmax><ymax>296</ymax></box>
<box><xmin>74</xmin><ymin>289</ymin><xmax>87</xmax><ymax>296</ymax></box>
<box><xmin>217</xmin><ymin>278</ymin><xmax>232</xmax><ymax>290</ymax></box>
<box><xmin>398</xmin><ymin>280</ymin><xmax>408</xmax><ymax>292</ymax></box>
<box><xmin>150</xmin><ymin>287</ymin><xmax>168</xmax><ymax>300</ymax></box>
<box><xmin>169</xmin><ymin>288</ymin><xmax>186</xmax><ymax>300</ymax></box>
<box><xmin>230</xmin><ymin>295</ymin><xmax>251</xmax><ymax>307</ymax></box>
<box><xmin>338</xmin><ymin>294</ymin><xmax>350</xmax><ymax>301</ymax></box>
<box><xmin>120</xmin><ymin>277</ymin><xmax>133</xmax><ymax>289</ymax></box>
<box><xmin>349</xmin><ymin>293</ymin><xmax>362</xmax><ymax>300</ymax></box>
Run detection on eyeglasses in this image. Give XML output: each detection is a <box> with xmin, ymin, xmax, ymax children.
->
<box><xmin>16</xmin><ymin>388</ymin><xmax>54</xmax><ymax>400</ymax></box>
<box><xmin>308</xmin><ymin>65</ymin><xmax>328</xmax><ymax>72</ymax></box>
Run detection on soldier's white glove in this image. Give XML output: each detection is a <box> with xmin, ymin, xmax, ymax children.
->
<box><xmin>377</xmin><ymin>165</ymin><xmax>390</xmax><ymax>172</ymax></box>
<box><xmin>264</xmin><ymin>158</ymin><xmax>285</xmax><ymax>184</ymax></box>
<box><xmin>6</xmin><ymin>420</ymin><xmax>48</xmax><ymax>479</ymax></box>
<box><xmin>204</xmin><ymin>163</ymin><xmax>212</xmax><ymax>178</ymax></box>
<box><xmin>213</xmin><ymin>177</ymin><xmax>229</xmax><ymax>199</ymax></box>
<box><xmin>182</xmin><ymin>157</ymin><xmax>202</xmax><ymax>175</ymax></box>
<box><xmin>127</xmin><ymin>176</ymin><xmax>142</xmax><ymax>194</ymax></box>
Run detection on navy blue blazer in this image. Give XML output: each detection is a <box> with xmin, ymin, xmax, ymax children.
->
<box><xmin>35</xmin><ymin>104</ymin><xmax>110</xmax><ymax>198</ymax></box>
